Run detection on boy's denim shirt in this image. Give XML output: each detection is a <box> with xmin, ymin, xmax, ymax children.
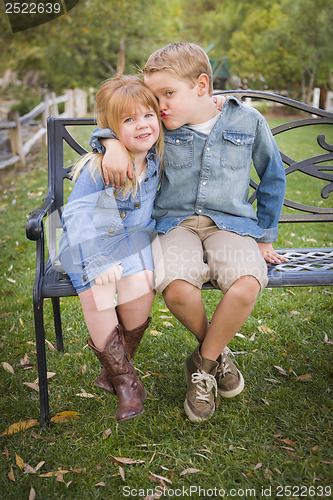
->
<box><xmin>90</xmin><ymin>97</ymin><xmax>286</xmax><ymax>243</ymax></box>
<box><xmin>58</xmin><ymin>151</ymin><xmax>161</xmax><ymax>283</ymax></box>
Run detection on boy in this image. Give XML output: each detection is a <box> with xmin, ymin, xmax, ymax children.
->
<box><xmin>90</xmin><ymin>43</ymin><xmax>288</xmax><ymax>422</ymax></box>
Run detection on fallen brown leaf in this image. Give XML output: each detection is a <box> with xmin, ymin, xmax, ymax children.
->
<box><xmin>274</xmin><ymin>365</ymin><xmax>288</xmax><ymax>376</ymax></box>
<box><xmin>119</xmin><ymin>465</ymin><xmax>125</xmax><ymax>481</ymax></box>
<box><xmin>1</xmin><ymin>419</ymin><xmax>39</xmax><ymax>436</ymax></box>
<box><xmin>180</xmin><ymin>468</ymin><xmax>201</xmax><ymax>476</ymax></box>
<box><xmin>29</xmin><ymin>487</ymin><xmax>36</xmax><ymax>500</ymax></box>
<box><xmin>296</xmin><ymin>373</ymin><xmax>312</xmax><ymax>382</ymax></box>
<box><xmin>50</xmin><ymin>411</ymin><xmax>80</xmax><ymax>424</ymax></box>
<box><xmin>2</xmin><ymin>362</ymin><xmax>14</xmax><ymax>374</ymax></box>
<box><xmin>23</xmin><ymin>382</ymin><xmax>39</xmax><ymax>392</ymax></box>
<box><xmin>109</xmin><ymin>455</ymin><xmax>145</xmax><ymax>465</ymax></box>
<box><xmin>8</xmin><ymin>465</ymin><xmax>16</xmax><ymax>482</ymax></box>
<box><xmin>15</xmin><ymin>454</ymin><xmax>24</xmax><ymax>470</ymax></box>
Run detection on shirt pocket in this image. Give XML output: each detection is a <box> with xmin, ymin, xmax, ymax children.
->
<box><xmin>164</xmin><ymin>134</ymin><xmax>193</xmax><ymax>169</ymax></box>
<box><xmin>221</xmin><ymin>132</ymin><xmax>254</xmax><ymax>170</ymax></box>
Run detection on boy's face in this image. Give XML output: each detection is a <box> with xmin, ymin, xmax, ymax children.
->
<box><xmin>144</xmin><ymin>71</ymin><xmax>203</xmax><ymax>129</ymax></box>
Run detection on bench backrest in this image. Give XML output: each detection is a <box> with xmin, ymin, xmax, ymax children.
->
<box><xmin>45</xmin><ymin>91</ymin><xmax>333</xmax><ymax>262</ymax></box>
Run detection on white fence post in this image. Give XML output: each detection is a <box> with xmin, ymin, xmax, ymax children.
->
<box><xmin>8</xmin><ymin>111</ymin><xmax>26</xmax><ymax>166</ymax></box>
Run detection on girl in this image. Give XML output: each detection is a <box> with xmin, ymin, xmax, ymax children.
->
<box><xmin>59</xmin><ymin>75</ymin><xmax>163</xmax><ymax>422</ymax></box>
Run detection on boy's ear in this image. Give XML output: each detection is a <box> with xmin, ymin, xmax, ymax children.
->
<box><xmin>196</xmin><ymin>73</ymin><xmax>210</xmax><ymax>96</ymax></box>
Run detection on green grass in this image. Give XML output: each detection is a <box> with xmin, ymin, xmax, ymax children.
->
<box><xmin>0</xmin><ymin>120</ymin><xmax>332</xmax><ymax>499</ymax></box>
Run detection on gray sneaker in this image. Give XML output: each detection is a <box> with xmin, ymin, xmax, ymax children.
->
<box><xmin>216</xmin><ymin>347</ymin><xmax>244</xmax><ymax>398</ymax></box>
<box><xmin>184</xmin><ymin>346</ymin><xmax>219</xmax><ymax>422</ymax></box>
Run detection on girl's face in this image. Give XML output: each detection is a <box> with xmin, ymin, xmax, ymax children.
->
<box><xmin>119</xmin><ymin>104</ymin><xmax>160</xmax><ymax>157</ymax></box>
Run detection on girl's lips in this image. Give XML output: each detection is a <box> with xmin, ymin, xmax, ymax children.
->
<box><xmin>136</xmin><ymin>133</ymin><xmax>151</xmax><ymax>139</ymax></box>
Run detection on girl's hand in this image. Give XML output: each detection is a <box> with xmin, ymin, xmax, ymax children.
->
<box><xmin>258</xmin><ymin>243</ymin><xmax>289</xmax><ymax>264</ymax></box>
<box><xmin>212</xmin><ymin>94</ymin><xmax>228</xmax><ymax>111</ymax></box>
<box><xmin>95</xmin><ymin>264</ymin><xmax>123</xmax><ymax>285</ymax></box>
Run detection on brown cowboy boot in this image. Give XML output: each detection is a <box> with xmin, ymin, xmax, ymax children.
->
<box><xmin>94</xmin><ymin>317</ymin><xmax>152</xmax><ymax>394</ymax></box>
<box><xmin>87</xmin><ymin>325</ymin><xmax>146</xmax><ymax>422</ymax></box>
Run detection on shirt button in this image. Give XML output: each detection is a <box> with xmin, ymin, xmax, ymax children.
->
<box><xmin>198</xmin><ymin>209</ymin><xmax>202</xmax><ymax>213</ymax></box>
<box><xmin>207</xmin><ymin>147</ymin><xmax>210</xmax><ymax>151</ymax></box>
<box><xmin>202</xmin><ymin>181</ymin><xmax>207</xmax><ymax>186</ymax></box>
<box><xmin>134</xmin><ymin>202</ymin><xmax>140</xmax><ymax>208</ymax></box>
<box><xmin>237</xmin><ymin>139</ymin><xmax>240</xmax><ymax>143</ymax></box>
<box><xmin>83</xmin><ymin>276</ymin><xmax>87</xmax><ymax>282</ymax></box>
<box><xmin>92</xmin><ymin>142</ymin><xmax>95</xmax><ymax>147</ymax></box>
<box><xmin>108</xmin><ymin>227</ymin><xmax>114</xmax><ymax>234</ymax></box>
<box><xmin>176</xmin><ymin>139</ymin><xmax>180</xmax><ymax>143</ymax></box>
<box><xmin>120</xmin><ymin>212</ymin><xmax>126</xmax><ymax>218</ymax></box>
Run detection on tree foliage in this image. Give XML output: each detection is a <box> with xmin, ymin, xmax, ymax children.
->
<box><xmin>0</xmin><ymin>0</ymin><xmax>332</xmax><ymax>100</ymax></box>
<box><xmin>0</xmin><ymin>0</ymin><xmax>182</xmax><ymax>92</ymax></box>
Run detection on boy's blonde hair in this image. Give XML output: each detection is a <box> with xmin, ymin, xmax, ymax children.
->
<box><xmin>142</xmin><ymin>43</ymin><xmax>213</xmax><ymax>95</ymax></box>
<box><xmin>71</xmin><ymin>75</ymin><xmax>163</xmax><ymax>195</ymax></box>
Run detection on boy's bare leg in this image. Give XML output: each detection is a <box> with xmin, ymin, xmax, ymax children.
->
<box><xmin>163</xmin><ymin>279</ymin><xmax>209</xmax><ymax>341</ymax></box>
<box><xmin>200</xmin><ymin>276</ymin><xmax>260</xmax><ymax>360</ymax></box>
<box><xmin>163</xmin><ymin>275</ymin><xmax>260</xmax><ymax>361</ymax></box>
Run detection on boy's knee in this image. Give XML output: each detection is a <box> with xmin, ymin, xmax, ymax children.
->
<box><xmin>228</xmin><ymin>275</ymin><xmax>260</xmax><ymax>305</ymax></box>
<box><xmin>163</xmin><ymin>279</ymin><xmax>196</xmax><ymax>306</ymax></box>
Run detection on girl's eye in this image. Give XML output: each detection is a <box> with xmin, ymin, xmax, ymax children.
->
<box><xmin>145</xmin><ymin>113</ymin><xmax>154</xmax><ymax>118</ymax></box>
<box><xmin>124</xmin><ymin>117</ymin><xmax>134</xmax><ymax>123</ymax></box>
<box><xmin>166</xmin><ymin>91</ymin><xmax>174</xmax><ymax>96</ymax></box>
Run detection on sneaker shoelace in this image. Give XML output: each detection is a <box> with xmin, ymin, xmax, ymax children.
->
<box><xmin>219</xmin><ymin>347</ymin><xmax>234</xmax><ymax>378</ymax></box>
<box><xmin>191</xmin><ymin>370</ymin><xmax>218</xmax><ymax>402</ymax></box>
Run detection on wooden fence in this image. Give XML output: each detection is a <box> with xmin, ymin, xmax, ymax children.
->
<box><xmin>0</xmin><ymin>89</ymin><xmax>87</xmax><ymax>170</ymax></box>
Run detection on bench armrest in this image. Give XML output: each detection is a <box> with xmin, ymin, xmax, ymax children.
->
<box><xmin>26</xmin><ymin>194</ymin><xmax>55</xmax><ymax>241</ymax></box>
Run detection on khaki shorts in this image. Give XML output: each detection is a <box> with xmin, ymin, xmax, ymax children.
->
<box><xmin>152</xmin><ymin>215</ymin><xmax>268</xmax><ymax>294</ymax></box>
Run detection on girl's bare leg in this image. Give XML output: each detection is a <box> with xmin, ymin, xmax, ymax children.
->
<box><xmin>78</xmin><ymin>282</ymin><xmax>117</xmax><ymax>350</ymax></box>
<box><xmin>116</xmin><ymin>270</ymin><xmax>155</xmax><ymax>329</ymax></box>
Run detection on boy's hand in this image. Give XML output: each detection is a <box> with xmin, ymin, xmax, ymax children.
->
<box><xmin>95</xmin><ymin>264</ymin><xmax>123</xmax><ymax>286</ymax></box>
<box><xmin>101</xmin><ymin>139</ymin><xmax>133</xmax><ymax>188</ymax></box>
<box><xmin>258</xmin><ymin>242</ymin><xmax>289</xmax><ymax>264</ymax></box>
<box><xmin>212</xmin><ymin>94</ymin><xmax>228</xmax><ymax>111</ymax></box>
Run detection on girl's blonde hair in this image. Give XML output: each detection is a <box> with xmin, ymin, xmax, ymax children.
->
<box><xmin>142</xmin><ymin>43</ymin><xmax>213</xmax><ymax>96</ymax></box>
<box><xmin>71</xmin><ymin>75</ymin><xmax>163</xmax><ymax>195</ymax></box>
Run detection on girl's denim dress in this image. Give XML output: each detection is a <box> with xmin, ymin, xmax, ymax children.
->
<box><xmin>59</xmin><ymin>150</ymin><xmax>161</xmax><ymax>293</ymax></box>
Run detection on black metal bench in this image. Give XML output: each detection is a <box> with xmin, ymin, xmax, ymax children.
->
<box><xmin>26</xmin><ymin>91</ymin><xmax>333</xmax><ymax>426</ymax></box>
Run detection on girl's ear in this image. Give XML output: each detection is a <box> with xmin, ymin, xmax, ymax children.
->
<box><xmin>196</xmin><ymin>73</ymin><xmax>210</xmax><ymax>96</ymax></box>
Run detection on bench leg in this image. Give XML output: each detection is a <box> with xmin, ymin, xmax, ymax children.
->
<box><xmin>52</xmin><ymin>297</ymin><xmax>64</xmax><ymax>352</ymax></box>
<box><xmin>33</xmin><ymin>293</ymin><xmax>50</xmax><ymax>428</ymax></box>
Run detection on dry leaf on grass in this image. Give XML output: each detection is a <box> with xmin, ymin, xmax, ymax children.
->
<box><xmin>2</xmin><ymin>362</ymin><xmax>14</xmax><ymax>374</ymax></box>
<box><xmin>254</xmin><ymin>463</ymin><xmax>262</xmax><ymax>469</ymax></box>
<box><xmin>180</xmin><ymin>468</ymin><xmax>201</xmax><ymax>476</ymax></box>
<box><xmin>1</xmin><ymin>419</ymin><xmax>39</xmax><ymax>436</ymax></box>
<box><xmin>109</xmin><ymin>455</ymin><xmax>145</xmax><ymax>465</ymax></box>
<box><xmin>50</xmin><ymin>411</ymin><xmax>80</xmax><ymax>424</ymax></box>
<box><xmin>149</xmin><ymin>471</ymin><xmax>172</xmax><ymax>484</ymax></box>
<box><xmin>102</xmin><ymin>428</ymin><xmax>112</xmax><ymax>440</ymax></box>
<box><xmin>29</xmin><ymin>487</ymin><xmax>36</xmax><ymax>500</ymax></box>
<box><xmin>118</xmin><ymin>465</ymin><xmax>125</xmax><ymax>481</ymax></box>
<box><xmin>296</xmin><ymin>373</ymin><xmax>312</xmax><ymax>382</ymax></box>
<box><xmin>23</xmin><ymin>382</ymin><xmax>39</xmax><ymax>392</ymax></box>
<box><xmin>258</xmin><ymin>325</ymin><xmax>275</xmax><ymax>334</ymax></box>
<box><xmin>8</xmin><ymin>466</ymin><xmax>15</xmax><ymax>482</ymax></box>
<box><xmin>75</xmin><ymin>388</ymin><xmax>95</xmax><ymax>398</ymax></box>
<box><xmin>274</xmin><ymin>366</ymin><xmax>288</xmax><ymax>376</ymax></box>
